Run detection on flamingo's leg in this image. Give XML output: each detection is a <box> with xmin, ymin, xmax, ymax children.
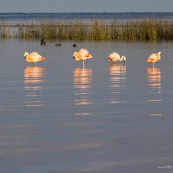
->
<box><xmin>83</xmin><ymin>60</ymin><xmax>85</xmax><ymax>68</ymax></box>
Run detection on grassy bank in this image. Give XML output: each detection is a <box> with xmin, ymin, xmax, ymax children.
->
<box><xmin>0</xmin><ymin>19</ymin><xmax>173</xmax><ymax>41</ymax></box>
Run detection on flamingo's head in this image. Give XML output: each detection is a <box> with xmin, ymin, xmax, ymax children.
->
<box><xmin>24</xmin><ymin>52</ymin><xmax>29</xmax><ymax>58</ymax></box>
<box><xmin>157</xmin><ymin>52</ymin><xmax>161</xmax><ymax>55</ymax></box>
<box><xmin>122</xmin><ymin>56</ymin><xmax>126</xmax><ymax>63</ymax></box>
<box><xmin>73</xmin><ymin>52</ymin><xmax>81</xmax><ymax>61</ymax></box>
<box><xmin>73</xmin><ymin>52</ymin><xmax>78</xmax><ymax>58</ymax></box>
<box><xmin>107</xmin><ymin>57</ymin><xmax>111</xmax><ymax>61</ymax></box>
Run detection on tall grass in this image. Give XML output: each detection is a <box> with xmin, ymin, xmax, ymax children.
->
<box><xmin>0</xmin><ymin>19</ymin><xmax>173</xmax><ymax>41</ymax></box>
<box><xmin>0</xmin><ymin>26</ymin><xmax>10</xmax><ymax>39</ymax></box>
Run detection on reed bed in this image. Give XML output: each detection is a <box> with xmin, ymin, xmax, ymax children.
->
<box><xmin>0</xmin><ymin>19</ymin><xmax>173</xmax><ymax>41</ymax></box>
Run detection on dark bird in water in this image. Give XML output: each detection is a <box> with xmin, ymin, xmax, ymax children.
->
<box><xmin>40</xmin><ymin>38</ymin><xmax>46</xmax><ymax>45</ymax></box>
<box><xmin>55</xmin><ymin>43</ymin><xmax>61</xmax><ymax>46</ymax></box>
<box><xmin>73</xmin><ymin>44</ymin><xmax>77</xmax><ymax>47</ymax></box>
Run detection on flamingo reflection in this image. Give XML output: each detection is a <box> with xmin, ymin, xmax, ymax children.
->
<box><xmin>109</xmin><ymin>64</ymin><xmax>126</xmax><ymax>89</ymax></box>
<box><xmin>108</xmin><ymin>64</ymin><xmax>126</xmax><ymax>104</ymax></box>
<box><xmin>146</xmin><ymin>68</ymin><xmax>161</xmax><ymax>89</ymax></box>
<box><xmin>146</xmin><ymin>68</ymin><xmax>162</xmax><ymax>116</ymax></box>
<box><xmin>147</xmin><ymin>67</ymin><xmax>161</xmax><ymax>103</ymax></box>
<box><xmin>24</xmin><ymin>67</ymin><xmax>46</xmax><ymax>107</ymax></box>
<box><xmin>73</xmin><ymin>68</ymin><xmax>93</xmax><ymax>108</ymax></box>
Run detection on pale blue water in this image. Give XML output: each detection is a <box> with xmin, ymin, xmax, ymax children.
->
<box><xmin>0</xmin><ymin>40</ymin><xmax>173</xmax><ymax>173</ymax></box>
<box><xmin>0</xmin><ymin>12</ymin><xmax>173</xmax><ymax>23</ymax></box>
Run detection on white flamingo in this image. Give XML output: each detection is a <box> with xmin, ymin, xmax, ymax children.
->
<box><xmin>73</xmin><ymin>48</ymin><xmax>93</xmax><ymax>68</ymax></box>
<box><xmin>24</xmin><ymin>52</ymin><xmax>46</xmax><ymax>66</ymax></box>
<box><xmin>107</xmin><ymin>52</ymin><xmax>126</xmax><ymax>63</ymax></box>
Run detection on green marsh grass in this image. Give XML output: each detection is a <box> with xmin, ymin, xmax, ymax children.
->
<box><xmin>0</xmin><ymin>19</ymin><xmax>173</xmax><ymax>41</ymax></box>
<box><xmin>0</xmin><ymin>26</ymin><xmax>10</xmax><ymax>39</ymax></box>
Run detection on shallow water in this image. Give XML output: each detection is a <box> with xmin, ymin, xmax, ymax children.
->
<box><xmin>0</xmin><ymin>40</ymin><xmax>173</xmax><ymax>173</ymax></box>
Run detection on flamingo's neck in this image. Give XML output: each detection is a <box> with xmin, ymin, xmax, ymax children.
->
<box><xmin>156</xmin><ymin>54</ymin><xmax>161</xmax><ymax>61</ymax></box>
<box><xmin>120</xmin><ymin>56</ymin><xmax>126</xmax><ymax>62</ymax></box>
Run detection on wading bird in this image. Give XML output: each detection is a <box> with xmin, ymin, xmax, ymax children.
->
<box><xmin>73</xmin><ymin>48</ymin><xmax>93</xmax><ymax>68</ymax></box>
<box><xmin>146</xmin><ymin>52</ymin><xmax>161</xmax><ymax>67</ymax></box>
<box><xmin>107</xmin><ymin>52</ymin><xmax>126</xmax><ymax>63</ymax></box>
<box><xmin>24</xmin><ymin>52</ymin><xmax>46</xmax><ymax>66</ymax></box>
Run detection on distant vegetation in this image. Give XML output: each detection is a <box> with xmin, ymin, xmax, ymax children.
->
<box><xmin>0</xmin><ymin>19</ymin><xmax>173</xmax><ymax>41</ymax></box>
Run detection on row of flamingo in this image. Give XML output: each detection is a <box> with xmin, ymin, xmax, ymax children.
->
<box><xmin>24</xmin><ymin>48</ymin><xmax>161</xmax><ymax>68</ymax></box>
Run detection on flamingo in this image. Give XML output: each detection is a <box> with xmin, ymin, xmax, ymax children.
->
<box><xmin>146</xmin><ymin>52</ymin><xmax>161</xmax><ymax>67</ymax></box>
<box><xmin>24</xmin><ymin>52</ymin><xmax>46</xmax><ymax>66</ymax></box>
<box><xmin>107</xmin><ymin>52</ymin><xmax>126</xmax><ymax>63</ymax></box>
<box><xmin>73</xmin><ymin>48</ymin><xmax>93</xmax><ymax>68</ymax></box>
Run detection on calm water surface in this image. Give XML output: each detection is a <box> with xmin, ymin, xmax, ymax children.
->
<box><xmin>0</xmin><ymin>40</ymin><xmax>173</xmax><ymax>173</ymax></box>
<box><xmin>1</xmin><ymin>12</ymin><xmax>173</xmax><ymax>23</ymax></box>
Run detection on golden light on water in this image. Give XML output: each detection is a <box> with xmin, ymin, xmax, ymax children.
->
<box><xmin>73</xmin><ymin>68</ymin><xmax>93</xmax><ymax>107</ymax></box>
<box><xmin>24</xmin><ymin>67</ymin><xmax>46</xmax><ymax>107</ymax></box>
<box><xmin>109</xmin><ymin>64</ymin><xmax>126</xmax><ymax>88</ymax></box>
<box><xmin>146</xmin><ymin>68</ymin><xmax>161</xmax><ymax>89</ymax></box>
<box><xmin>108</xmin><ymin>64</ymin><xmax>126</xmax><ymax>104</ymax></box>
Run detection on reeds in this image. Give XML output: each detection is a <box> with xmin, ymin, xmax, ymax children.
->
<box><xmin>0</xmin><ymin>19</ymin><xmax>173</xmax><ymax>41</ymax></box>
<box><xmin>0</xmin><ymin>26</ymin><xmax>10</xmax><ymax>39</ymax></box>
